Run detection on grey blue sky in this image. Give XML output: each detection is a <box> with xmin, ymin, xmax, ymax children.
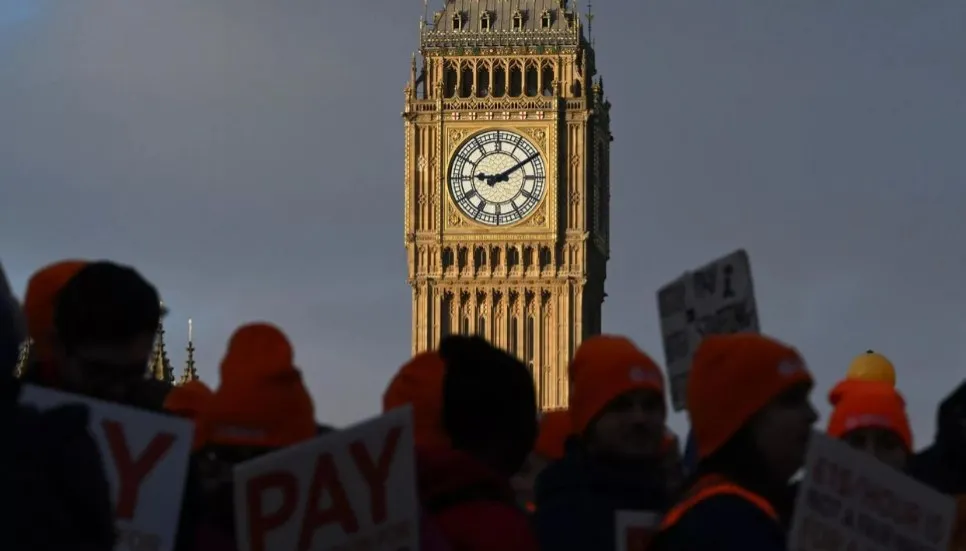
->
<box><xmin>1</xmin><ymin>1</ymin><xmax>964</xmax><ymax>445</ymax></box>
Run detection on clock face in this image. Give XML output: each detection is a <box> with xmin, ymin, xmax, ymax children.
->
<box><xmin>448</xmin><ymin>130</ymin><xmax>547</xmax><ymax>226</ymax></box>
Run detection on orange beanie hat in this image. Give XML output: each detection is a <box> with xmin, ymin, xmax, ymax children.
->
<box><xmin>569</xmin><ymin>335</ymin><xmax>665</xmax><ymax>435</ymax></box>
<box><xmin>23</xmin><ymin>260</ymin><xmax>88</xmax><ymax>362</ymax></box>
<box><xmin>827</xmin><ymin>379</ymin><xmax>912</xmax><ymax>451</ymax></box>
<box><xmin>203</xmin><ymin>323</ymin><xmax>316</xmax><ymax>448</ymax></box>
<box><xmin>383</xmin><ymin>351</ymin><xmax>449</xmax><ymax>449</ymax></box>
<box><xmin>164</xmin><ymin>380</ymin><xmax>214</xmax><ymax>450</ymax></box>
<box><xmin>688</xmin><ymin>333</ymin><xmax>813</xmax><ymax>461</ymax></box>
<box><xmin>534</xmin><ymin>410</ymin><xmax>572</xmax><ymax>460</ymax></box>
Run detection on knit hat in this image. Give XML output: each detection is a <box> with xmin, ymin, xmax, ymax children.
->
<box><xmin>827</xmin><ymin>379</ymin><xmax>912</xmax><ymax>451</ymax></box>
<box><xmin>846</xmin><ymin>350</ymin><xmax>896</xmax><ymax>385</ymax></box>
<box><xmin>164</xmin><ymin>380</ymin><xmax>214</xmax><ymax>450</ymax></box>
<box><xmin>383</xmin><ymin>351</ymin><xmax>449</xmax><ymax>449</ymax></box>
<box><xmin>688</xmin><ymin>333</ymin><xmax>813</xmax><ymax>460</ymax></box>
<box><xmin>569</xmin><ymin>335</ymin><xmax>665</xmax><ymax>435</ymax></box>
<box><xmin>23</xmin><ymin>260</ymin><xmax>88</xmax><ymax>363</ymax></box>
<box><xmin>203</xmin><ymin>323</ymin><xmax>316</xmax><ymax>448</ymax></box>
<box><xmin>534</xmin><ymin>410</ymin><xmax>572</xmax><ymax>460</ymax></box>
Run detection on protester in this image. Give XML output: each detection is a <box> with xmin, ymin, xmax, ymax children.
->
<box><xmin>3</xmin><ymin>261</ymin><xmax>115</xmax><ymax>551</ymax></box>
<box><xmin>384</xmin><ymin>335</ymin><xmax>539</xmax><ymax>551</ymax></box>
<box><xmin>650</xmin><ymin>333</ymin><xmax>817</xmax><ymax>551</ymax></box>
<box><xmin>827</xmin><ymin>379</ymin><xmax>912</xmax><ymax>471</ymax></box>
<box><xmin>52</xmin><ymin>261</ymin><xmax>172</xmax><ymax>408</ymax></box>
<box><xmin>18</xmin><ymin>259</ymin><xmax>88</xmax><ymax>385</ymax></box>
<box><xmin>909</xmin><ymin>381</ymin><xmax>966</xmax><ymax>494</ymax></box>
<box><xmin>513</xmin><ymin>409</ymin><xmax>571</xmax><ymax>512</ymax></box>
<box><xmin>534</xmin><ymin>335</ymin><xmax>670</xmax><ymax>551</ymax></box>
<box><xmin>194</xmin><ymin>322</ymin><xmax>317</xmax><ymax>551</ymax></box>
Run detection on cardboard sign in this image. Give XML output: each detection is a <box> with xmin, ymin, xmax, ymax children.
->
<box><xmin>233</xmin><ymin>406</ymin><xmax>419</xmax><ymax>551</ymax></box>
<box><xmin>789</xmin><ymin>432</ymin><xmax>955</xmax><ymax>551</ymax></box>
<box><xmin>615</xmin><ymin>511</ymin><xmax>661</xmax><ymax>551</ymax></box>
<box><xmin>657</xmin><ymin>249</ymin><xmax>758</xmax><ymax>411</ymax></box>
<box><xmin>19</xmin><ymin>384</ymin><xmax>194</xmax><ymax>551</ymax></box>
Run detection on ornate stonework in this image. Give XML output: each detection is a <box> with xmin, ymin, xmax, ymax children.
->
<box><xmin>404</xmin><ymin>0</ymin><xmax>612</xmax><ymax>410</ymax></box>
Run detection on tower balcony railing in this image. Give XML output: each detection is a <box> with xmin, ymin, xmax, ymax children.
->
<box><xmin>407</xmin><ymin>97</ymin><xmax>585</xmax><ymax>113</ymax></box>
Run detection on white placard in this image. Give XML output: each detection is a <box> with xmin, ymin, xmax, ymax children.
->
<box><xmin>789</xmin><ymin>432</ymin><xmax>955</xmax><ymax>551</ymax></box>
<box><xmin>233</xmin><ymin>406</ymin><xmax>419</xmax><ymax>551</ymax></box>
<box><xmin>20</xmin><ymin>384</ymin><xmax>194</xmax><ymax>551</ymax></box>
<box><xmin>657</xmin><ymin>249</ymin><xmax>758</xmax><ymax>411</ymax></box>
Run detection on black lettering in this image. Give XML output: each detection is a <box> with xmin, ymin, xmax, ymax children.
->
<box><xmin>658</xmin><ymin>282</ymin><xmax>687</xmax><ymax>318</ymax></box>
<box><xmin>693</xmin><ymin>267</ymin><xmax>718</xmax><ymax>298</ymax></box>
<box><xmin>663</xmin><ymin>331</ymin><xmax>689</xmax><ymax>365</ymax></box>
<box><xmin>722</xmin><ymin>264</ymin><xmax>736</xmax><ymax>298</ymax></box>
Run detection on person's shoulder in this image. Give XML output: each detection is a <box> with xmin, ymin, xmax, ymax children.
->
<box><xmin>659</xmin><ymin>494</ymin><xmax>785</xmax><ymax>551</ymax></box>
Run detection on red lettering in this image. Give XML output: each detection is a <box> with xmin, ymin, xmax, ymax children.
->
<box><xmin>246</xmin><ymin>471</ymin><xmax>298</xmax><ymax>551</ymax></box>
<box><xmin>298</xmin><ymin>453</ymin><xmax>358</xmax><ymax>550</ymax></box>
<box><xmin>349</xmin><ymin>426</ymin><xmax>402</xmax><ymax>524</ymax></box>
<box><xmin>103</xmin><ymin>420</ymin><xmax>176</xmax><ymax>520</ymax></box>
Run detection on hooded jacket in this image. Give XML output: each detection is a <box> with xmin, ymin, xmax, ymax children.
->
<box><xmin>417</xmin><ymin>446</ymin><xmax>538</xmax><ymax>551</ymax></box>
<box><xmin>533</xmin><ymin>441</ymin><xmax>670</xmax><ymax>551</ymax></box>
<box><xmin>908</xmin><ymin>381</ymin><xmax>966</xmax><ymax>493</ymax></box>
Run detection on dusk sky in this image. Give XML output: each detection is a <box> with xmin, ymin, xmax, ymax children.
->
<box><xmin>1</xmin><ymin>1</ymin><xmax>964</xmax><ymax>445</ymax></box>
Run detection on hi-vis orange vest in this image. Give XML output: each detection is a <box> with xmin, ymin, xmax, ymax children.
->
<box><xmin>659</xmin><ymin>474</ymin><xmax>779</xmax><ymax>531</ymax></box>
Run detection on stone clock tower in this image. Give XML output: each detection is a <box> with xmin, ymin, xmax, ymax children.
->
<box><xmin>403</xmin><ymin>0</ymin><xmax>611</xmax><ymax>410</ymax></box>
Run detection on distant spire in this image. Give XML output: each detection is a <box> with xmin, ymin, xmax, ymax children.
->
<box><xmin>149</xmin><ymin>301</ymin><xmax>175</xmax><ymax>383</ymax></box>
<box><xmin>14</xmin><ymin>338</ymin><xmax>31</xmax><ymax>378</ymax></box>
<box><xmin>179</xmin><ymin>318</ymin><xmax>198</xmax><ymax>385</ymax></box>
<box><xmin>586</xmin><ymin>0</ymin><xmax>595</xmax><ymax>44</ymax></box>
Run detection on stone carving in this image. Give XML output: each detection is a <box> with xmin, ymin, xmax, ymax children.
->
<box><xmin>449</xmin><ymin>129</ymin><xmax>464</xmax><ymax>149</ymax></box>
<box><xmin>524</xmin><ymin>202</ymin><xmax>547</xmax><ymax>226</ymax></box>
<box><xmin>417</xmin><ymin>155</ymin><xmax>427</xmax><ymax>171</ymax></box>
<box><xmin>522</xmin><ymin>127</ymin><xmax>547</xmax><ymax>150</ymax></box>
<box><xmin>569</xmin><ymin>190</ymin><xmax>580</xmax><ymax>205</ymax></box>
<box><xmin>448</xmin><ymin>204</ymin><xmax>464</xmax><ymax>227</ymax></box>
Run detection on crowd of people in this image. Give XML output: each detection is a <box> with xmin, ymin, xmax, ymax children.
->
<box><xmin>4</xmin><ymin>258</ymin><xmax>966</xmax><ymax>551</ymax></box>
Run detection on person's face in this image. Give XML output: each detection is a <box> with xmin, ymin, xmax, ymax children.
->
<box><xmin>511</xmin><ymin>452</ymin><xmax>550</xmax><ymax>507</ymax></box>
<box><xmin>842</xmin><ymin>427</ymin><xmax>908</xmax><ymax>471</ymax></box>
<box><xmin>60</xmin><ymin>333</ymin><xmax>155</xmax><ymax>402</ymax></box>
<box><xmin>587</xmin><ymin>389</ymin><xmax>666</xmax><ymax>460</ymax></box>
<box><xmin>750</xmin><ymin>383</ymin><xmax>818</xmax><ymax>483</ymax></box>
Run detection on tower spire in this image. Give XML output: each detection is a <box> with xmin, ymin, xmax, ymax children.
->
<box><xmin>179</xmin><ymin>318</ymin><xmax>198</xmax><ymax>384</ymax></box>
<box><xmin>148</xmin><ymin>301</ymin><xmax>174</xmax><ymax>383</ymax></box>
<box><xmin>14</xmin><ymin>338</ymin><xmax>31</xmax><ymax>378</ymax></box>
<box><xmin>586</xmin><ymin>0</ymin><xmax>594</xmax><ymax>45</ymax></box>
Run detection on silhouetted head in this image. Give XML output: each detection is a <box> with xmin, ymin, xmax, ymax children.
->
<box><xmin>54</xmin><ymin>261</ymin><xmax>161</xmax><ymax>402</ymax></box>
<box><xmin>440</xmin><ymin>335</ymin><xmax>537</xmax><ymax>477</ymax></box>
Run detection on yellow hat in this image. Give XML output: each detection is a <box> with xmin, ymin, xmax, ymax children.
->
<box><xmin>846</xmin><ymin>350</ymin><xmax>895</xmax><ymax>386</ymax></box>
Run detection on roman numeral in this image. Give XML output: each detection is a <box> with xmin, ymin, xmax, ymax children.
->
<box><xmin>465</xmin><ymin>189</ymin><xmax>478</xmax><ymax>199</ymax></box>
<box><xmin>524</xmin><ymin>175</ymin><xmax>537</xmax><ymax>180</ymax></box>
<box><xmin>520</xmin><ymin>189</ymin><xmax>533</xmax><ymax>199</ymax></box>
<box><xmin>495</xmin><ymin>203</ymin><xmax>501</xmax><ymax>216</ymax></box>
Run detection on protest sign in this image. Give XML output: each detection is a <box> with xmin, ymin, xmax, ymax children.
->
<box><xmin>789</xmin><ymin>432</ymin><xmax>955</xmax><ymax>551</ymax></box>
<box><xmin>233</xmin><ymin>406</ymin><xmax>418</xmax><ymax>551</ymax></box>
<box><xmin>615</xmin><ymin>511</ymin><xmax>661</xmax><ymax>551</ymax></box>
<box><xmin>19</xmin><ymin>384</ymin><xmax>194</xmax><ymax>551</ymax></box>
<box><xmin>657</xmin><ymin>249</ymin><xmax>758</xmax><ymax>411</ymax></box>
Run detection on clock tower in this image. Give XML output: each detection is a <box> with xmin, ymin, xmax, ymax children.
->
<box><xmin>403</xmin><ymin>0</ymin><xmax>611</xmax><ymax>410</ymax></box>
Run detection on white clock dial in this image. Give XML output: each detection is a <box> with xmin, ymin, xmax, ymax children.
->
<box><xmin>448</xmin><ymin>130</ymin><xmax>547</xmax><ymax>226</ymax></box>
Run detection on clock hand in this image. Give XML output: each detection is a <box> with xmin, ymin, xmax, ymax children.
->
<box><xmin>494</xmin><ymin>153</ymin><xmax>539</xmax><ymax>183</ymax></box>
